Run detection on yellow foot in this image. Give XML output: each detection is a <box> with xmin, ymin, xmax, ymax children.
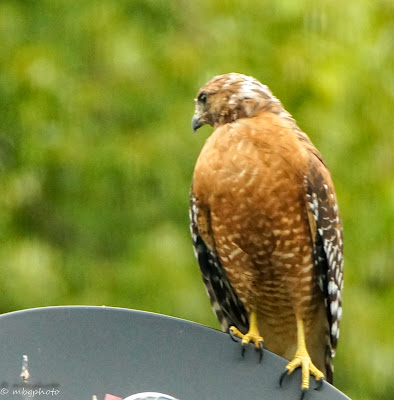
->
<box><xmin>229</xmin><ymin>312</ymin><xmax>264</xmax><ymax>362</ymax></box>
<box><xmin>280</xmin><ymin>351</ymin><xmax>324</xmax><ymax>392</ymax></box>
<box><xmin>279</xmin><ymin>315</ymin><xmax>325</xmax><ymax>399</ymax></box>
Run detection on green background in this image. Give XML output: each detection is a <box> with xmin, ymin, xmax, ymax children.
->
<box><xmin>0</xmin><ymin>1</ymin><xmax>392</xmax><ymax>399</ymax></box>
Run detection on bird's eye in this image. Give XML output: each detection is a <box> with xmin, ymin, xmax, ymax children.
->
<box><xmin>198</xmin><ymin>92</ymin><xmax>208</xmax><ymax>104</ymax></box>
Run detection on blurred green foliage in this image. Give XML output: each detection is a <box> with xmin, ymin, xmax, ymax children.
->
<box><xmin>0</xmin><ymin>1</ymin><xmax>393</xmax><ymax>398</ymax></box>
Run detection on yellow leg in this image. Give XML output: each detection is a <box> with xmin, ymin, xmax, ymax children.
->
<box><xmin>229</xmin><ymin>312</ymin><xmax>264</xmax><ymax>360</ymax></box>
<box><xmin>281</xmin><ymin>315</ymin><xmax>324</xmax><ymax>392</ymax></box>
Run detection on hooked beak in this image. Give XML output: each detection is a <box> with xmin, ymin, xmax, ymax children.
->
<box><xmin>192</xmin><ymin>115</ymin><xmax>204</xmax><ymax>133</ymax></box>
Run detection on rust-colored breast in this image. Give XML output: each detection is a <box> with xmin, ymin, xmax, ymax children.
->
<box><xmin>192</xmin><ymin>112</ymin><xmax>328</xmax><ymax>364</ymax></box>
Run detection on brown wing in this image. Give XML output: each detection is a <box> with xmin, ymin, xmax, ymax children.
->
<box><xmin>190</xmin><ymin>191</ymin><xmax>249</xmax><ymax>333</ymax></box>
<box><xmin>304</xmin><ymin>152</ymin><xmax>344</xmax><ymax>381</ymax></box>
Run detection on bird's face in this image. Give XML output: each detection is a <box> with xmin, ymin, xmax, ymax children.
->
<box><xmin>192</xmin><ymin>89</ymin><xmax>213</xmax><ymax>132</ymax></box>
<box><xmin>192</xmin><ymin>73</ymin><xmax>277</xmax><ymax>132</ymax></box>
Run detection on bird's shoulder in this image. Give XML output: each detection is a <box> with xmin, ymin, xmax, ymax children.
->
<box><xmin>211</xmin><ymin>110</ymin><xmax>317</xmax><ymax>155</ymax></box>
<box><xmin>194</xmin><ymin>109</ymin><xmax>330</xmax><ymax>192</ymax></box>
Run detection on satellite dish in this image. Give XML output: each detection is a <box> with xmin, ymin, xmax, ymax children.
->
<box><xmin>0</xmin><ymin>306</ymin><xmax>350</xmax><ymax>399</ymax></box>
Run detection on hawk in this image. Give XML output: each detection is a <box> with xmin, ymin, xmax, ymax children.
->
<box><xmin>189</xmin><ymin>73</ymin><xmax>343</xmax><ymax>396</ymax></box>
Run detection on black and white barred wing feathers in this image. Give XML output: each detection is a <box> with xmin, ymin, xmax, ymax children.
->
<box><xmin>304</xmin><ymin>154</ymin><xmax>344</xmax><ymax>357</ymax></box>
<box><xmin>189</xmin><ymin>191</ymin><xmax>249</xmax><ymax>333</ymax></box>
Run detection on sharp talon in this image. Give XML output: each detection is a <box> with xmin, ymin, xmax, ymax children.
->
<box><xmin>300</xmin><ymin>388</ymin><xmax>307</xmax><ymax>400</ymax></box>
<box><xmin>229</xmin><ymin>328</ymin><xmax>240</xmax><ymax>343</ymax></box>
<box><xmin>314</xmin><ymin>377</ymin><xmax>324</xmax><ymax>391</ymax></box>
<box><xmin>258</xmin><ymin>341</ymin><xmax>264</xmax><ymax>363</ymax></box>
<box><xmin>241</xmin><ymin>343</ymin><xmax>247</xmax><ymax>357</ymax></box>
<box><xmin>279</xmin><ymin>369</ymin><xmax>289</xmax><ymax>387</ymax></box>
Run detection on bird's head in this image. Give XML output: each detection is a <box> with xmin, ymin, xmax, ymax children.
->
<box><xmin>192</xmin><ymin>73</ymin><xmax>281</xmax><ymax>132</ymax></box>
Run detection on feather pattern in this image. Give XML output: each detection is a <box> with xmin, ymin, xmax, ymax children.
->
<box><xmin>190</xmin><ymin>192</ymin><xmax>249</xmax><ymax>333</ymax></box>
<box><xmin>304</xmin><ymin>157</ymin><xmax>344</xmax><ymax>382</ymax></box>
